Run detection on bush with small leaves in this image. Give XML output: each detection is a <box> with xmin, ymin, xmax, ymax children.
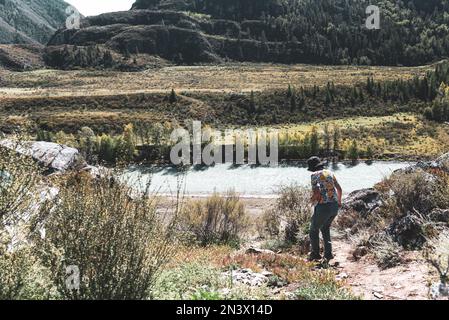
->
<box><xmin>36</xmin><ymin>173</ymin><xmax>178</xmax><ymax>300</ymax></box>
<box><xmin>179</xmin><ymin>191</ymin><xmax>248</xmax><ymax>247</ymax></box>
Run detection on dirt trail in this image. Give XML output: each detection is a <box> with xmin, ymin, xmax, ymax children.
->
<box><xmin>331</xmin><ymin>237</ymin><xmax>431</xmax><ymax>300</ymax></box>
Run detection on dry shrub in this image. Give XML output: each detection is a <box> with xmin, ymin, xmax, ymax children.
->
<box><xmin>179</xmin><ymin>191</ymin><xmax>248</xmax><ymax>247</ymax></box>
<box><xmin>35</xmin><ymin>173</ymin><xmax>177</xmax><ymax>300</ymax></box>
<box><xmin>260</xmin><ymin>207</ymin><xmax>281</xmax><ymax>238</ymax></box>
<box><xmin>0</xmin><ymin>142</ymin><xmax>49</xmax><ymax>299</ymax></box>
<box><xmin>431</xmin><ymin>170</ymin><xmax>449</xmax><ymax>210</ymax></box>
<box><xmin>389</xmin><ymin>170</ymin><xmax>441</xmax><ymax>214</ymax></box>
<box><xmin>0</xmin><ymin>143</ymin><xmax>40</xmax><ymax>223</ymax></box>
<box><xmin>425</xmin><ymin>231</ymin><xmax>449</xmax><ymax>285</ymax></box>
<box><xmin>262</xmin><ymin>184</ymin><xmax>311</xmax><ymax>247</ymax></box>
<box><xmin>0</xmin><ymin>246</ymin><xmax>55</xmax><ymax>300</ymax></box>
<box><xmin>368</xmin><ymin>232</ymin><xmax>402</xmax><ymax>269</ymax></box>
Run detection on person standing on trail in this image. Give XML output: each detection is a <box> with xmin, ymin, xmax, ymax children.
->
<box><xmin>307</xmin><ymin>156</ymin><xmax>343</xmax><ymax>262</ymax></box>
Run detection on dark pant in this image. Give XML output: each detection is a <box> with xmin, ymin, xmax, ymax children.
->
<box><xmin>309</xmin><ymin>202</ymin><xmax>339</xmax><ymax>259</ymax></box>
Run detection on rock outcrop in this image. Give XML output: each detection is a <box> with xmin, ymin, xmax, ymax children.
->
<box><xmin>341</xmin><ymin>188</ymin><xmax>382</xmax><ymax>218</ymax></box>
<box><xmin>388</xmin><ymin>212</ymin><xmax>427</xmax><ymax>249</ymax></box>
<box><xmin>0</xmin><ymin>139</ymin><xmax>84</xmax><ymax>172</ymax></box>
<box><xmin>394</xmin><ymin>152</ymin><xmax>449</xmax><ymax>175</ymax></box>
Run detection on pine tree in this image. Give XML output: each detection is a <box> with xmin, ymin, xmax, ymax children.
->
<box><xmin>249</xmin><ymin>91</ymin><xmax>256</xmax><ymax>113</ymax></box>
<box><xmin>333</xmin><ymin>126</ymin><xmax>341</xmax><ymax>152</ymax></box>
<box><xmin>169</xmin><ymin>89</ymin><xmax>177</xmax><ymax>103</ymax></box>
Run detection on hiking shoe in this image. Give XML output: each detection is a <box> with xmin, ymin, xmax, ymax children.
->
<box><xmin>308</xmin><ymin>254</ymin><xmax>322</xmax><ymax>262</ymax></box>
<box><xmin>324</xmin><ymin>254</ymin><xmax>334</xmax><ymax>261</ymax></box>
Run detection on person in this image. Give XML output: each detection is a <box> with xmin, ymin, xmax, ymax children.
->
<box><xmin>307</xmin><ymin>156</ymin><xmax>343</xmax><ymax>262</ymax></box>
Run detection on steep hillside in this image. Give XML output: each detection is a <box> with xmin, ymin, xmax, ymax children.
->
<box><xmin>0</xmin><ymin>0</ymin><xmax>70</xmax><ymax>45</ymax></box>
<box><xmin>0</xmin><ymin>44</ymin><xmax>44</xmax><ymax>70</ymax></box>
<box><xmin>45</xmin><ymin>0</ymin><xmax>449</xmax><ymax>69</ymax></box>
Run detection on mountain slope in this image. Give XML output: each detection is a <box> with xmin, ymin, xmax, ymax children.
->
<box><xmin>0</xmin><ymin>0</ymin><xmax>70</xmax><ymax>44</ymax></box>
<box><xmin>45</xmin><ymin>0</ymin><xmax>449</xmax><ymax>69</ymax></box>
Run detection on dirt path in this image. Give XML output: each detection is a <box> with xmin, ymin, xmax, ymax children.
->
<box><xmin>332</xmin><ymin>238</ymin><xmax>431</xmax><ymax>300</ymax></box>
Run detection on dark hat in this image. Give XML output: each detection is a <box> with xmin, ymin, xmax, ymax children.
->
<box><xmin>307</xmin><ymin>156</ymin><xmax>326</xmax><ymax>172</ymax></box>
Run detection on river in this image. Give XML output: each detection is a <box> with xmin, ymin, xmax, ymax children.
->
<box><xmin>123</xmin><ymin>161</ymin><xmax>412</xmax><ymax>198</ymax></box>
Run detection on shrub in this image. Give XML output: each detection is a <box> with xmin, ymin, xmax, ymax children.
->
<box><xmin>0</xmin><ymin>143</ymin><xmax>40</xmax><ymax>222</ymax></box>
<box><xmin>0</xmin><ymin>246</ymin><xmax>56</xmax><ymax>300</ymax></box>
<box><xmin>262</xmin><ymin>184</ymin><xmax>311</xmax><ymax>246</ymax></box>
<box><xmin>152</xmin><ymin>262</ymin><xmax>222</xmax><ymax>300</ymax></box>
<box><xmin>368</xmin><ymin>232</ymin><xmax>402</xmax><ymax>270</ymax></box>
<box><xmin>0</xmin><ymin>141</ymin><xmax>50</xmax><ymax>300</ymax></box>
<box><xmin>36</xmin><ymin>173</ymin><xmax>177</xmax><ymax>300</ymax></box>
<box><xmin>389</xmin><ymin>170</ymin><xmax>449</xmax><ymax>214</ymax></box>
<box><xmin>390</xmin><ymin>171</ymin><xmax>437</xmax><ymax>214</ymax></box>
<box><xmin>179</xmin><ymin>191</ymin><xmax>248</xmax><ymax>247</ymax></box>
<box><xmin>425</xmin><ymin>231</ymin><xmax>449</xmax><ymax>285</ymax></box>
<box><xmin>295</xmin><ymin>275</ymin><xmax>358</xmax><ymax>300</ymax></box>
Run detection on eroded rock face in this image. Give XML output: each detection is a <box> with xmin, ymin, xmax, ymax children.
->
<box><xmin>341</xmin><ymin>188</ymin><xmax>382</xmax><ymax>217</ymax></box>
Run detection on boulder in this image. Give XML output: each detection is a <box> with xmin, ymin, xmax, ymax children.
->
<box><xmin>30</xmin><ymin>142</ymin><xmax>83</xmax><ymax>172</ymax></box>
<box><xmin>341</xmin><ymin>188</ymin><xmax>382</xmax><ymax>217</ymax></box>
<box><xmin>388</xmin><ymin>212</ymin><xmax>426</xmax><ymax>249</ymax></box>
<box><xmin>0</xmin><ymin>139</ymin><xmax>84</xmax><ymax>172</ymax></box>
